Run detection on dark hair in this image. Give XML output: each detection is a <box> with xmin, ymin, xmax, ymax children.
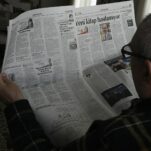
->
<box><xmin>131</xmin><ymin>14</ymin><xmax>151</xmax><ymax>58</ymax></box>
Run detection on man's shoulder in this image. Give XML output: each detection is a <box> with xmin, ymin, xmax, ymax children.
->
<box><xmin>88</xmin><ymin>98</ymin><xmax>151</xmax><ymax>138</ymax></box>
<box><xmin>90</xmin><ymin>108</ymin><xmax>151</xmax><ymax>134</ymax></box>
<box><xmin>87</xmin><ymin>111</ymin><xmax>151</xmax><ymax>150</ymax></box>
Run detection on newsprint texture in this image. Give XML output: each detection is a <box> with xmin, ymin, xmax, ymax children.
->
<box><xmin>2</xmin><ymin>1</ymin><xmax>137</xmax><ymax>147</ymax></box>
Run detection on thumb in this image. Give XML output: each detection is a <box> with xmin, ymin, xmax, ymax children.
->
<box><xmin>1</xmin><ymin>74</ymin><xmax>12</xmax><ymax>84</ymax></box>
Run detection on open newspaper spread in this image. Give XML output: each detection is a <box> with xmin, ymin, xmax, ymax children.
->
<box><xmin>2</xmin><ymin>1</ymin><xmax>137</xmax><ymax>146</ymax></box>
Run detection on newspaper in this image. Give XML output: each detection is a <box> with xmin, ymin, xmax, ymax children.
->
<box><xmin>2</xmin><ymin>1</ymin><xmax>137</xmax><ymax>147</ymax></box>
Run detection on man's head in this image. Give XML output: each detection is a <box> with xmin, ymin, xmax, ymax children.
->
<box><xmin>101</xmin><ymin>23</ymin><xmax>109</xmax><ymax>34</ymax></box>
<box><xmin>130</xmin><ymin>14</ymin><xmax>151</xmax><ymax>99</ymax></box>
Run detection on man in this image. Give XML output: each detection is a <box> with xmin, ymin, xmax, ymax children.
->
<box><xmin>2</xmin><ymin>15</ymin><xmax>151</xmax><ymax>151</ymax></box>
<box><xmin>100</xmin><ymin>23</ymin><xmax>112</xmax><ymax>41</ymax></box>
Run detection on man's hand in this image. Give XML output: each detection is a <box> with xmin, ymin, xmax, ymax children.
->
<box><xmin>0</xmin><ymin>73</ymin><xmax>24</xmax><ymax>104</ymax></box>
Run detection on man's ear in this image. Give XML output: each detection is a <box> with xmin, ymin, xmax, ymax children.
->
<box><xmin>144</xmin><ymin>60</ymin><xmax>151</xmax><ymax>82</ymax></box>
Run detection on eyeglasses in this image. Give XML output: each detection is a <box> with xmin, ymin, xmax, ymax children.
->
<box><xmin>121</xmin><ymin>44</ymin><xmax>151</xmax><ymax>61</ymax></box>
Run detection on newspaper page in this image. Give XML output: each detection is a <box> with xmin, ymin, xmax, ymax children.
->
<box><xmin>2</xmin><ymin>6</ymin><xmax>115</xmax><ymax>146</ymax></box>
<box><xmin>75</xmin><ymin>1</ymin><xmax>138</xmax><ymax>113</ymax></box>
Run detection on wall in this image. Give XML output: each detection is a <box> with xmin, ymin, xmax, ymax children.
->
<box><xmin>135</xmin><ymin>0</ymin><xmax>151</xmax><ymax>25</ymax></box>
<box><xmin>40</xmin><ymin>0</ymin><xmax>73</xmax><ymax>7</ymax></box>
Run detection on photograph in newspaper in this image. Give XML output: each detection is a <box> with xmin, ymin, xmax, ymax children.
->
<box><xmin>77</xmin><ymin>26</ymin><xmax>89</xmax><ymax>35</ymax></box>
<box><xmin>104</xmin><ymin>56</ymin><xmax>131</xmax><ymax>72</ymax></box>
<box><xmin>69</xmin><ymin>38</ymin><xmax>77</xmax><ymax>50</ymax></box>
<box><xmin>101</xmin><ymin>83</ymin><xmax>132</xmax><ymax>106</ymax></box>
<box><xmin>100</xmin><ymin>23</ymin><xmax>112</xmax><ymax>41</ymax></box>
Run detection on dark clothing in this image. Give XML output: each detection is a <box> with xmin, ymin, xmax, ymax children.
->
<box><xmin>4</xmin><ymin>99</ymin><xmax>151</xmax><ymax>151</ymax></box>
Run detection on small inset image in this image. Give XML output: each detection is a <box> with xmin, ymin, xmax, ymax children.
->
<box><xmin>104</xmin><ymin>56</ymin><xmax>131</xmax><ymax>72</ymax></box>
<box><xmin>100</xmin><ymin>23</ymin><xmax>112</xmax><ymax>41</ymax></box>
<box><xmin>78</xmin><ymin>26</ymin><xmax>88</xmax><ymax>35</ymax></box>
<box><xmin>18</xmin><ymin>18</ymin><xmax>34</xmax><ymax>33</ymax></box>
<box><xmin>101</xmin><ymin>84</ymin><xmax>132</xmax><ymax>106</ymax></box>
<box><xmin>69</xmin><ymin>14</ymin><xmax>74</xmax><ymax>22</ymax></box>
<box><xmin>69</xmin><ymin>38</ymin><xmax>77</xmax><ymax>50</ymax></box>
<box><xmin>127</xmin><ymin>19</ymin><xmax>133</xmax><ymax>27</ymax></box>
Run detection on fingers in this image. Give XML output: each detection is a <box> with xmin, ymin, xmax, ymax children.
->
<box><xmin>0</xmin><ymin>74</ymin><xmax>5</xmax><ymax>85</ymax></box>
<box><xmin>1</xmin><ymin>73</ymin><xmax>7</xmax><ymax>77</ymax></box>
<box><xmin>0</xmin><ymin>73</ymin><xmax>11</xmax><ymax>85</ymax></box>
